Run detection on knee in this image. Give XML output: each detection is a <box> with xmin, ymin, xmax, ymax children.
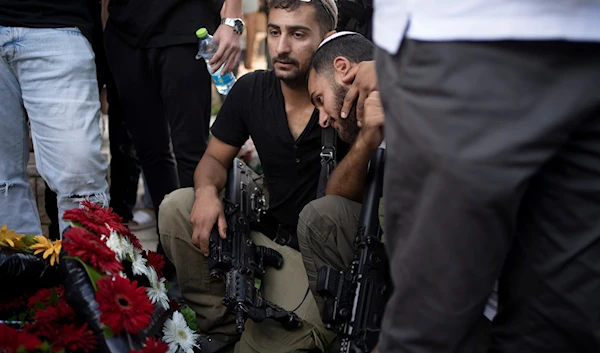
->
<box><xmin>158</xmin><ymin>187</ymin><xmax>195</xmax><ymax>236</ymax></box>
<box><xmin>298</xmin><ymin>195</ymin><xmax>345</xmax><ymax>247</ymax></box>
<box><xmin>42</xmin><ymin>148</ymin><xmax>108</xmax><ymax>197</ymax></box>
<box><xmin>299</xmin><ymin>195</ymin><xmax>346</xmax><ymax>227</ymax></box>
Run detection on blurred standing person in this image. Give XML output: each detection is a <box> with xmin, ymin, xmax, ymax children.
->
<box><xmin>102</xmin><ymin>0</ymin><xmax>242</xmax><ymax>217</ymax></box>
<box><xmin>0</xmin><ymin>0</ymin><xmax>109</xmax><ymax>235</ymax></box>
<box><xmin>241</xmin><ymin>0</ymin><xmax>260</xmax><ymax>72</ymax></box>
<box><xmin>44</xmin><ymin>1</ymin><xmax>142</xmax><ymax>239</ymax></box>
<box><xmin>372</xmin><ymin>1</ymin><xmax>600</xmax><ymax>352</ymax></box>
<box><xmin>102</xmin><ymin>0</ymin><xmax>243</xmax><ymax>252</ymax></box>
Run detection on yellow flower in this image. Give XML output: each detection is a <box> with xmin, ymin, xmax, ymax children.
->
<box><xmin>0</xmin><ymin>224</ymin><xmax>26</xmax><ymax>249</ymax></box>
<box><xmin>29</xmin><ymin>236</ymin><xmax>62</xmax><ymax>266</ymax></box>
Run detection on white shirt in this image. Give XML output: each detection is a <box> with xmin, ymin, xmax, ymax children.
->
<box><xmin>373</xmin><ymin>0</ymin><xmax>600</xmax><ymax>55</ymax></box>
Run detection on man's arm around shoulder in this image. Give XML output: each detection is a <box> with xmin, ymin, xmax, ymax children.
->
<box><xmin>326</xmin><ymin>92</ymin><xmax>385</xmax><ymax>202</ymax></box>
<box><xmin>101</xmin><ymin>0</ymin><xmax>110</xmax><ymax>31</ymax></box>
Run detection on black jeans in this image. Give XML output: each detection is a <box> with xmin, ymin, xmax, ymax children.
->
<box><xmin>103</xmin><ymin>25</ymin><xmax>212</xmax><ymax>218</ymax></box>
<box><xmin>377</xmin><ymin>41</ymin><xmax>600</xmax><ymax>353</ymax></box>
<box><xmin>106</xmin><ymin>72</ymin><xmax>140</xmax><ymax>224</ymax></box>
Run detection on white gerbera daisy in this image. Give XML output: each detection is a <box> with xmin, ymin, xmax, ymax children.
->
<box><xmin>130</xmin><ymin>247</ymin><xmax>148</xmax><ymax>276</ymax></box>
<box><xmin>162</xmin><ymin>311</ymin><xmax>200</xmax><ymax>353</ymax></box>
<box><xmin>146</xmin><ymin>266</ymin><xmax>169</xmax><ymax>310</ymax></box>
<box><xmin>105</xmin><ymin>230</ymin><xmax>133</xmax><ymax>261</ymax></box>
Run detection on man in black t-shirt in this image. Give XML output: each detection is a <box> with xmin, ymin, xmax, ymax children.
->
<box><xmin>158</xmin><ymin>0</ymin><xmax>342</xmax><ymax>352</ymax></box>
<box><xmin>0</xmin><ymin>1</ymin><xmax>109</xmax><ymax>235</ymax></box>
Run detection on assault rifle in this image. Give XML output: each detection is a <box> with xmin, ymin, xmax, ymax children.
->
<box><xmin>316</xmin><ymin>148</ymin><xmax>390</xmax><ymax>353</ymax></box>
<box><xmin>208</xmin><ymin>159</ymin><xmax>302</xmax><ymax>333</ymax></box>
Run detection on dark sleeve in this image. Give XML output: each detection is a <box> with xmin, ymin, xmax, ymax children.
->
<box><xmin>210</xmin><ymin>74</ymin><xmax>254</xmax><ymax>147</ymax></box>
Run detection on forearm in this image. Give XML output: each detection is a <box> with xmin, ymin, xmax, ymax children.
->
<box><xmin>101</xmin><ymin>0</ymin><xmax>110</xmax><ymax>30</ymax></box>
<box><xmin>220</xmin><ymin>0</ymin><xmax>243</xmax><ymax>18</ymax></box>
<box><xmin>326</xmin><ymin>139</ymin><xmax>375</xmax><ymax>202</ymax></box>
<box><xmin>193</xmin><ymin>154</ymin><xmax>229</xmax><ymax>198</ymax></box>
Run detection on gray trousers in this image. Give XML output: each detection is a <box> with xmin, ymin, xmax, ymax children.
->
<box><xmin>297</xmin><ymin>195</ymin><xmax>363</xmax><ymax>313</ymax></box>
<box><xmin>377</xmin><ymin>40</ymin><xmax>600</xmax><ymax>353</ymax></box>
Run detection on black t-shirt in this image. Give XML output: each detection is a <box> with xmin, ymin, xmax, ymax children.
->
<box><xmin>211</xmin><ymin>70</ymin><xmax>324</xmax><ymax>230</ymax></box>
<box><xmin>0</xmin><ymin>0</ymin><xmax>95</xmax><ymax>43</ymax></box>
<box><xmin>107</xmin><ymin>0</ymin><xmax>221</xmax><ymax>48</ymax></box>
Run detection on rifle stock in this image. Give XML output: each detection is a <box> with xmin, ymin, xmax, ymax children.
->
<box><xmin>208</xmin><ymin>159</ymin><xmax>302</xmax><ymax>333</ymax></box>
<box><xmin>316</xmin><ymin>148</ymin><xmax>391</xmax><ymax>353</ymax></box>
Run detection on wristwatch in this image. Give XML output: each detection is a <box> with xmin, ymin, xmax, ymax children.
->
<box><xmin>221</xmin><ymin>18</ymin><xmax>245</xmax><ymax>35</ymax></box>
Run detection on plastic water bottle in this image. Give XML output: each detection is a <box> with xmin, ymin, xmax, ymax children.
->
<box><xmin>195</xmin><ymin>27</ymin><xmax>236</xmax><ymax>95</ymax></box>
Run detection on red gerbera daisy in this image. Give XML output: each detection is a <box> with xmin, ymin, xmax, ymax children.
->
<box><xmin>0</xmin><ymin>323</ymin><xmax>43</xmax><ymax>352</ymax></box>
<box><xmin>28</xmin><ymin>286</ymin><xmax>64</xmax><ymax>308</ymax></box>
<box><xmin>63</xmin><ymin>227</ymin><xmax>124</xmax><ymax>274</ymax></box>
<box><xmin>130</xmin><ymin>337</ymin><xmax>169</xmax><ymax>353</ymax></box>
<box><xmin>52</xmin><ymin>323</ymin><xmax>97</xmax><ymax>353</ymax></box>
<box><xmin>95</xmin><ymin>276</ymin><xmax>154</xmax><ymax>334</ymax></box>
<box><xmin>31</xmin><ymin>300</ymin><xmax>76</xmax><ymax>338</ymax></box>
<box><xmin>145</xmin><ymin>250</ymin><xmax>165</xmax><ymax>277</ymax></box>
<box><xmin>63</xmin><ymin>200</ymin><xmax>129</xmax><ymax>237</ymax></box>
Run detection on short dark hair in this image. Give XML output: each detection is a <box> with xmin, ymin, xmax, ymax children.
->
<box><xmin>265</xmin><ymin>0</ymin><xmax>337</xmax><ymax>36</ymax></box>
<box><xmin>309</xmin><ymin>34</ymin><xmax>375</xmax><ymax>78</ymax></box>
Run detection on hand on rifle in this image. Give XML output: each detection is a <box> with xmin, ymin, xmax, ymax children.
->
<box><xmin>190</xmin><ymin>187</ymin><xmax>227</xmax><ymax>257</ymax></box>
<box><xmin>340</xmin><ymin>60</ymin><xmax>378</xmax><ymax>126</ymax></box>
<box><xmin>357</xmin><ymin>91</ymin><xmax>385</xmax><ymax>151</ymax></box>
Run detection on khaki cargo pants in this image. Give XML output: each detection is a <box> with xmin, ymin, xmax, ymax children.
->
<box><xmin>159</xmin><ymin>188</ymin><xmax>335</xmax><ymax>353</ymax></box>
<box><xmin>297</xmin><ymin>195</ymin><xmax>385</xmax><ymax>313</ymax></box>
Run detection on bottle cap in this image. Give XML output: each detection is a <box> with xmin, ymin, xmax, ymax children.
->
<box><xmin>196</xmin><ymin>28</ymin><xmax>208</xmax><ymax>38</ymax></box>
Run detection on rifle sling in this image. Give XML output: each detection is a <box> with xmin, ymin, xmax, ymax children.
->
<box><xmin>317</xmin><ymin>126</ymin><xmax>337</xmax><ymax>199</ymax></box>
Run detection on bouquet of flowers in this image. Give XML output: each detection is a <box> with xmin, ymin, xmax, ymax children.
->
<box><xmin>0</xmin><ymin>201</ymin><xmax>201</xmax><ymax>353</ymax></box>
<box><xmin>0</xmin><ymin>225</ymin><xmax>62</xmax><ymax>321</ymax></box>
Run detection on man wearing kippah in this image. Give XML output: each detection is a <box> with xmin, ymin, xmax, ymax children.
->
<box><xmin>299</xmin><ymin>31</ymin><xmax>382</xmax><ymax>313</ymax></box>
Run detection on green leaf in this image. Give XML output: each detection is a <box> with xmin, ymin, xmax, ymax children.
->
<box><xmin>49</xmin><ymin>288</ymin><xmax>59</xmax><ymax>306</ymax></box>
<box><xmin>85</xmin><ymin>264</ymin><xmax>105</xmax><ymax>288</ymax></box>
<box><xmin>37</xmin><ymin>341</ymin><xmax>51</xmax><ymax>352</ymax></box>
<box><xmin>104</xmin><ymin>326</ymin><xmax>115</xmax><ymax>339</ymax></box>
<box><xmin>65</xmin><ymin>256</ymin><xmax>106</xmax><ymax>291</ymax></box>
<box><xmin>21</xmin><ymin>234</ymin><xmax>37</xmax><ymax>246</ymax></box>
<box><xmin>16</xmin><ymin>344</ymin><xmax>27</xmax><ymax>353</ymax></box>
<box><xmin>18</xmin><ymin>312</ymin><xmax>28</xmax><ymax>322</ymax></box>
<box><xmin>180</xmin><ymin>305</ymin><xmax>198</xmax><ymax>333</ymax></box>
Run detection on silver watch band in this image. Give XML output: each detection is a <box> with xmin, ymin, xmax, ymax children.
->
<box><xmin>221</xmin><ymin>18</ymin><xmax>244</xmax><ymax>34</ymax></box>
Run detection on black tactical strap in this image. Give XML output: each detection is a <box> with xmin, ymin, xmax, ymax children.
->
<box><xmin>317</xmin><ymin>126</ymin><xmax>337</xmax><ymax>198</ymax></box>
